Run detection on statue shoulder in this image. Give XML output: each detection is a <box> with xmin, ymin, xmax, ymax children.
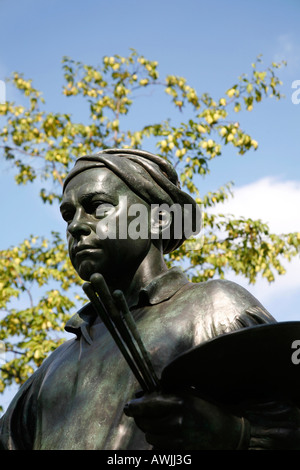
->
<box><xmin>182</xmin><ymin>278</ymin><xmax>276</xmax><ymax>338</ymax></box>
<box><xmin>197</xmin><ymin>278</ymin><xmax>266</xmax><ymax>305</ymax></box>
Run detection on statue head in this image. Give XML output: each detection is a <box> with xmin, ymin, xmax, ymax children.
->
<box><xmin>61</xmin><ymin>148</ymin><xmax>201</xmax><ymax>282</ymax></box>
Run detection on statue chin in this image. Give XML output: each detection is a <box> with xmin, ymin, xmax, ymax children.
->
<box><xmin>74</xmin><ymin>259</ymin><xmax>103</xmax><ymax>282</ymax></box>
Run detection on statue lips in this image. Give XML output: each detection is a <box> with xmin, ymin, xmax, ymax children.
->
<box><xmin>73</xmin><ymin>244</ymin><xmax>102</xmax><ymax>258</ymax></box>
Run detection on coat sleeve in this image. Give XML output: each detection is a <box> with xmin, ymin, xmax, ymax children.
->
<box><xmin>193</xmin><ymin>278</ymin><xmax>277</xmax><ymax>343</ymax></box>
<box><xmin>0</xmin><ymin>371</ymin><xmax>39</xmax><ymax>450</ymax></box>
<box><xmin>205</xmin><ymin>280</ymin><xmax>300</xmax><ymax>449</ymax></box>
<box><xmin>0</xmin><ymin>333</ymin><xmax>77</xmax><ymax>450</ymax></box>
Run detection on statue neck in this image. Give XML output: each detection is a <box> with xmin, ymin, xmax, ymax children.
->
<box><xmin>106</xmin><ymin>243</ymin><xmax>168</xmax><ymax>307</ymax></box>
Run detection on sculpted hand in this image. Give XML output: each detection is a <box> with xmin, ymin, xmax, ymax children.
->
<box><xmin>124</xmin><ymin>391</ymin><xmax>249</xmax><ymax>450</ymax></box>
<box><xmin>244</xmin><ymin>399</ymin><xmax>300</xmax><ymax>450</ymax></box>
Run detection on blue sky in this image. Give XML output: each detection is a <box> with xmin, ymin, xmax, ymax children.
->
<box><xmin>0</xmin><ymin>0</ymin><xmax>299</xmax><ymax>326</ymax></box>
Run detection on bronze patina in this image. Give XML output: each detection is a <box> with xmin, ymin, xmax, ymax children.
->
<box><xmin>1</xmin><ymin>148</ymin><xmax>300</xmax><ymax>450</ymax></box>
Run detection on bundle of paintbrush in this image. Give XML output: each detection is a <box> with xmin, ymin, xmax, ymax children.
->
<box><xmin>82</xmin><ymin>273</ymin><xmax>160</xmax><ymax>393</ymax></box>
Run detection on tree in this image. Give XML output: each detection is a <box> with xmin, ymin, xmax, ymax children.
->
<box><xmin>0</xmin><ymin>49</ymin><xmax>299</xmax><ymax>409</ymax></box>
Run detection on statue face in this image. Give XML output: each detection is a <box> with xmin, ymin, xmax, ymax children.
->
<box><xmin>60</xmin><ymin>167</ymin><xmax>152</xmax><ymax>282</ymax></box>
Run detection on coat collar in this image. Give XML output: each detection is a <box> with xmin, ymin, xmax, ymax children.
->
<box><xmin>135</xmin><ymin>266</ymin><xmax>189</xmax><ymax>307</ymax></box>
<box><xmin>65</xmin><ymin>267</ymin><xmax>189</xmax><ymax>340</ymax></box>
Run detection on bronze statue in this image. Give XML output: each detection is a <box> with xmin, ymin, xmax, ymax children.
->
<box><xmin>1</xmin><ymin>148</ymin><xmax>300</xmax><ymax>450</ymax></box>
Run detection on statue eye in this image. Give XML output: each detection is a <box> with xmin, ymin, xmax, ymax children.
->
<box><xmin>95</xmin><ymin>202</ymin><xmax>114</xmax><ymax>218</ymax></box>
<box><xmin>62</xmin><ymin>211</ymin><xmax>74</xmax><ymax>223</ymax></box>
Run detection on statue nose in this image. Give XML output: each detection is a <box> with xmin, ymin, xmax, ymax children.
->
<box><xmin>68</xmin><ymin>212</ymin><xmax>91</xmax><ymax>239</ymax></box>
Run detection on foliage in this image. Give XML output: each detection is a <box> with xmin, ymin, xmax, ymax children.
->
<box><xmin>0</xmin><ymin>49</ymin><xmax>299</xmax><ymax>407</ymax></box>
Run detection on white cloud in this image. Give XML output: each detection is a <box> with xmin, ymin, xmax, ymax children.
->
<box><xmin>206</xmin><ymin>177</ymin><xmax>300</xmax><ymax>321</ymax></box>
<box><xmin>211</xmin><ymin>176</ymin><xmax>300</xmax><ymax>233</ymax></box>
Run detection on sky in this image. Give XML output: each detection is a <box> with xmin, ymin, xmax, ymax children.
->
<box><xmin>0</xmin><ymin>0</ymin><xmax>300</xmax><ymax>408</ymax></box>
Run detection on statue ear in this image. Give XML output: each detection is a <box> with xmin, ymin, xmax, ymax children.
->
<box><xmin>150</xmin><ymin>206</ymin><xmax>172</xmax><ymax>238</ymax></box>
